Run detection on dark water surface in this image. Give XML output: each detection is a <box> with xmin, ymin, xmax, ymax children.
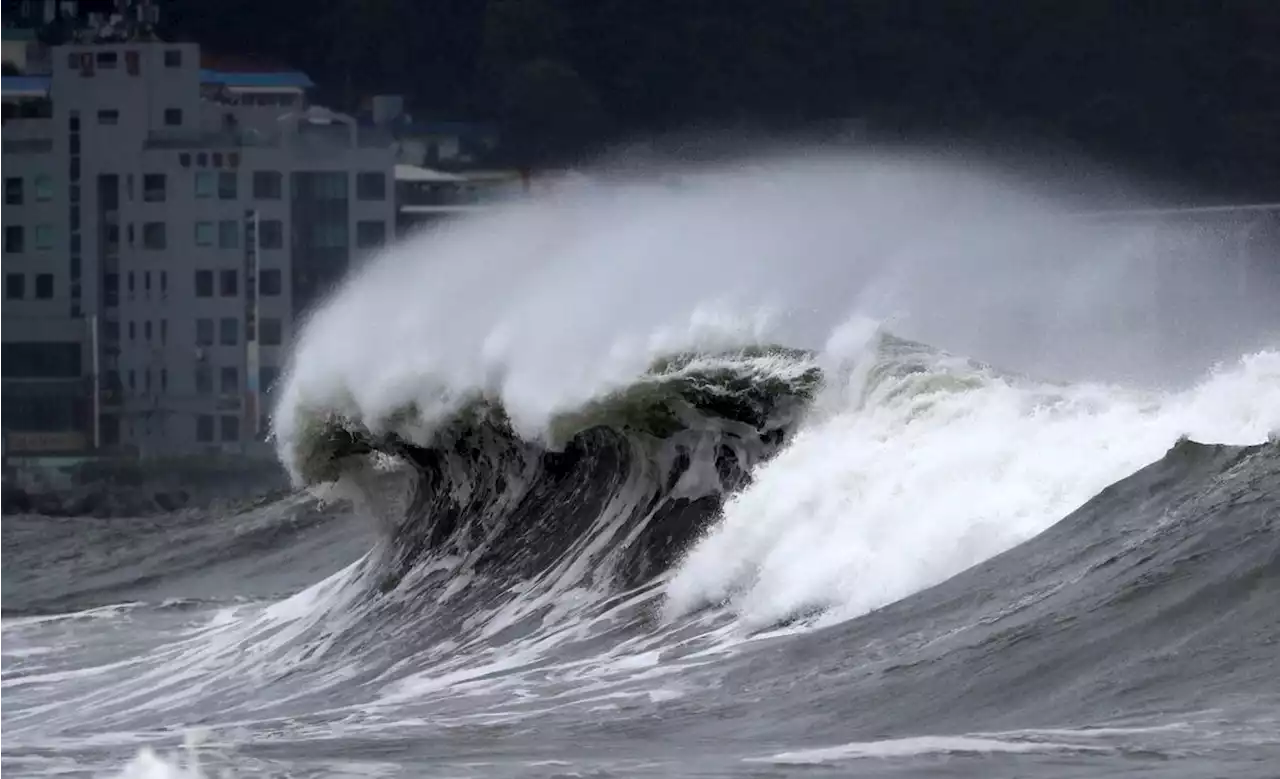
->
<box><xmin>4</xmin><ymin>439</ymin><xmax>1279</xmax><ymax>778</ymax></box>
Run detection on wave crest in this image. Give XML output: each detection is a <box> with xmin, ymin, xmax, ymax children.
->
<box><xmin>283</xmin><ymin>346</ymin><xmax>822</xmax><ymax>488</ymax></box>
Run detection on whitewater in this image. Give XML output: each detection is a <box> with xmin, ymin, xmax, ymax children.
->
<box><xmin>4</xmin><ymin>150</ymin><xmax>1280</xmax><ymax>778</ymax></box>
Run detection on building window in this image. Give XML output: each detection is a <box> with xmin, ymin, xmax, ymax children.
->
<box><xmin>196</xmin><ymin>318</ymin><xmax>214</xmax><ymax>346</ymax></box>
<box><xmin>218</xmin><ymin>220</ymin><xmax>238</xmax><ymax>249</ymax></box>
<box><xmin>34</xmin><ymin>224</ymin><xmax>55</xmax><ymax>250</ymax></box>
<box><xmin>220</xmin><ymin>415</ymin><xmax>240</xmax><ymax>442</ymax></box>
<box><xmin>165</xmin><ymin>49</ymin><xmax>183</xmax><ymax>68</ymax></box>
<box><xmin>312</xmin><ymin>222</ymin><xmax>347</xmax><ymax>248</ymax></box>
<box><xmin>144</xmin><ymin>271</ymin><xmax>152</xmax><ymax>293</ymax></box>
<box><xmin>219</xmin><ymin>269</ymin><xmax>238</xmax><ymax>297</ymax></box>
<box><xmin>194</xmin><ymin>171</ymin><xmax>214</xmax><ymax>198</ymax></box>
<box><xmin>196</xmin><ymin>414</ymin><xmax>214</xmax><ymax>442</ymax></box>
<box><xmin>218</xmin><ymin>172</ymin><xmax>237</xmax><ymax>200</ymax></box>
<box><xmin>194</xmin><ymin>221</ymin><xmax>214</xmax><ymax>246</ymax></box>
<box><xmin>126</xmin><ymin>50</ymin><xmax>140</xmax><ymax>75</ymax></box>
<box><xmin>96</xmin><ymin>51</ymin><xmax>118</xmax><ymax>68</ymax></box>
<box><xmin>4</xmin><ymin>177</ymin><xmax>22</xmax><ymax>205</ymax></box>
<box><xmin>220</xmin><ymin>366</ymin><xmax>239</xmax><ymax>394</ymax></box>
<box><xmin>260</xmin><ymin>317</ymin><xmax>283</xmax><ymax>346</ymax></box>
<box><xmin>103</xmin><ymin>273</ymin><xmax>119</xmax><ymax>306</ymax></box>
<box><xmin>260</xmin><ymin>269</ymin><xmax>282</xmax><ymax>296</ymax></box>
<box><xmin>128</xmin><ymin>321</ymin><xmax>136</xmax><ymax>341</ymax></box>
<box><xmin>252</xmin><ymin>171</ymin><xmax>282</xmax><ymax>199</ymax></box>
<box><xmin>128</xmin><ymin>370</ymin><xmax>136</xmax><ymax>392</ymax></box>
<box><xmin>160</xmin><ymin>319</ymin><xmax>168</xmax><ymax>343</ymax></box>
<box><xmin>5</xmin><ymin>226</ymin><xmax>24</xmax><ymax>253</ymax></box>
<box><xmin>164</xmin><ymin>108</ymin><xmax>182</xmax><ymax>126</ymax></box>
<box><xmin>128</xmin><ymin>271</ymin><xmax>136</xmax><ymax>294</ymax></box>
<box><xmin>356</xmin><ymin>220</ymin><xmax>386</xmax><ymax>249</ymax></box>
<box><xmin>259</xmin><ymin>219</ymin><xmax>284</xmax><ymax>249</ymax></box>
<box><xmin>180</xmin><ymin>153</ymin><xmax>191</xmax><ymax>167</ymax></box>
<box><xmin>260</xmin><ymin>366</ymin><xmax>280</xmax><ymax>393</ymax></box>
<box><xmin>34</xmin><ymin>274</ymin><xmax>53</xmax><ymax>299</ymax></box>
<box><xmin>143</xmin><ymin>221</ymin><xmax>166</xmax><ymax>249</ymax></box>
<box><xmin>296</xmin><ymin>171</ymin><xmax>348</xmax><ymax>200</ymax></box>
<box><xmin>160</xmin><ymin>271</ymin><xmax>168</xmax><ymax>296</ymax></box>
<box><xmin>212</xmin><ymin>152</ymin><xmax>223</xmax><ymax>168</ymax></box>
<box><xmin>195</xmin><ymin>270</ymin><xmax>214</xmax><ymax>297</ymax></box>
<box><xmin>219</xmin><ymin>317</ymin><xmax>238</xmax><ymax>346</ymax></box>
<box><xmin>356</xmin><ymin>172</ymin><xmax>386</xmax><ymax>200</ymax></box>
<box><xmin>34</xmin><ymin>175</ymin><xmax>53</xmax><ymax>201</ymax></box>
<box><xmin>144</xmin><ymin>320</ymin><xmax>153</xmax><ymax>340</ymax></box>
<box><xmin>143</xmin><ymin>173</ymin><xmax>166</xmax><ymax>202</ymax></box>
<box><xmin>97</xmin><ymin>109</ymin><xmax>119</xmax><ymax>125</ymax></box>
<box><xmin>5</xmin><ymin>274</ymin><xmax>24</xmax><ymax>299</ymax></box>
<box><xmin>196</xmin><ymin>365</ymin><xmax>213</xmax><ymax>395</ymax></box>
<box><xmin>160</xmin><ymin>368</ymin><xmax>168</xmax><ymax>390</ymax></box>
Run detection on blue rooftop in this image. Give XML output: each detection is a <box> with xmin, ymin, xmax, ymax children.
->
<box><xmin>2</xmin><ymin>70</ymin><xmax>314</xmax><ymax>98</ymax></box>
<box><xmin>2</xmin><ymin>75</ymin><xmax>51</xmax><ymax>96</ymax></box>
<box><xmin>199</xmin><ymin>70</ymin><xmax>314</xmax><ymax>89</ymax></box>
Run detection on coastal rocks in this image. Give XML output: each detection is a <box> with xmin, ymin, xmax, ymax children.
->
<box><xmin>1</xmin><ymin>483</ymin><xmax>194</xmax><ymax>517</ymax></box>
<box><xmin>2</xmin><ymin>457</ymin><xmax>288</xmax><ymax>518</ymax></box>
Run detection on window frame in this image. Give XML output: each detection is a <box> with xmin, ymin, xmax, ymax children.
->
<box><xmin>194</xmin><ymin>221</ymin><xmax>215</xmax><ymax>246</ymax></box>
<box><xmin>142</xmin><ymin>221</ymin><xmax>167</xmax><ymax>249</ymax></box>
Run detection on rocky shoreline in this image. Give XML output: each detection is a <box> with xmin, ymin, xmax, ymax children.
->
<box><xmin>2</xmin><ymin>456</ymin><xmax>292</xmax><ymax>517</ymax></box>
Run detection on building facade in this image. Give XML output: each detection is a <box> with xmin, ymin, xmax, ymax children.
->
<box><xmin>3</xmin><ymin>38</ymin><xmax>394</xmax><ymax>456</ymax></box>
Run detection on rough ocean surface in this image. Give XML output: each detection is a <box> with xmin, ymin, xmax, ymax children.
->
<box><xmin>4</xmin><ymin>154</ymin><xmax>1280</xmax><ymax>778</ymax></box>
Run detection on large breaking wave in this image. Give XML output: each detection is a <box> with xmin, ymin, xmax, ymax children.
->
<box><xmin>272</xmin><ymin>151</ymin><xmax>1280</xmax><ymax>633</ymax></box>
<box><xmin>9</xmin><ymin>151</ymin><xmax>1280</xmax><ymax>777</ymax></box>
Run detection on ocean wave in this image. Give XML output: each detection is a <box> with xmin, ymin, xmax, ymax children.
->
<box><xmin>283</xmin><ymin>344</ymin><xmax>822</xmax><ymax>484</ymax></box>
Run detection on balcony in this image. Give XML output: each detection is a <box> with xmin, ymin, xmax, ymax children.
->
<box><xmin>143</xmin><ymin>127</ymin><xmax>276</xmax><ymax>150</ymax></box>
<box><xmin>2</xmin><ymin>137</ymin><xmax>54</xmax><ymax>154</ymax></box>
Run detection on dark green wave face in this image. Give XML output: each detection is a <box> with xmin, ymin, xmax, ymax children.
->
<box><xmin>291</xmin><ymin>345</ymin><xmax>826</xmax><ymax>487</ymax></box>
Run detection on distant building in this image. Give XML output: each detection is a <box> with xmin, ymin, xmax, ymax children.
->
<box><xmin>2</xmin><ymin>30</ymin><xmax>394</xmax><ymax>456</ymax></box>
<box><xmin>393</xmin><ymin>164</ymin><xmax>526</xmax><ymax>236</ymax></box>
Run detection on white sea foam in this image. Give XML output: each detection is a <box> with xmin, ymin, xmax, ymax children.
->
<box><xmin>664</xmin><ymin>345</ymin><xmax>1280</xmax><ymax>627</ymax></box>
<box><xmin>746</xmin><ymin>734</ymin><xmax>1110</xmax><ymax>764</ymax></box>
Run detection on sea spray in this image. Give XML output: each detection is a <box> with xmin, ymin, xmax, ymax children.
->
<box><xmin>273</xmin><ymin>151</ymin><xmax>1277</xmax><ymax>485</ymax></box>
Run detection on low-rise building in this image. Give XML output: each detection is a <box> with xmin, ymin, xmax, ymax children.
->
<box><xmin>3</xmin><ymin>33</ymin><xmax>394</xmax><ymax>456</ymax></box>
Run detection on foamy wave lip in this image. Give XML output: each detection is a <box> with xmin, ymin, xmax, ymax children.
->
<box><xmin>273</xmin><ymin>298</ymin><xmax>797</xmax><ymax>487</ymax></box>
<box><xmin>278</xmin><ymin>337</ymin><xmax>824</xmax><ymax>489</ymax></box>
<box><xmin>110</xmin><ymin>730</ymin><xmax>214</xmax><ymax>779</ymax></box>
<box><xmin>744</xmin><ymin>735</ymin><xmax>1111</xmax><ymax>764</ymax></box>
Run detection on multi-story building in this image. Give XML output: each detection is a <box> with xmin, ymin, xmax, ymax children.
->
<box><xmin>3</xmin><ymin>35</ymin><xmax>394</xmax><ymax>457</ymax></box>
